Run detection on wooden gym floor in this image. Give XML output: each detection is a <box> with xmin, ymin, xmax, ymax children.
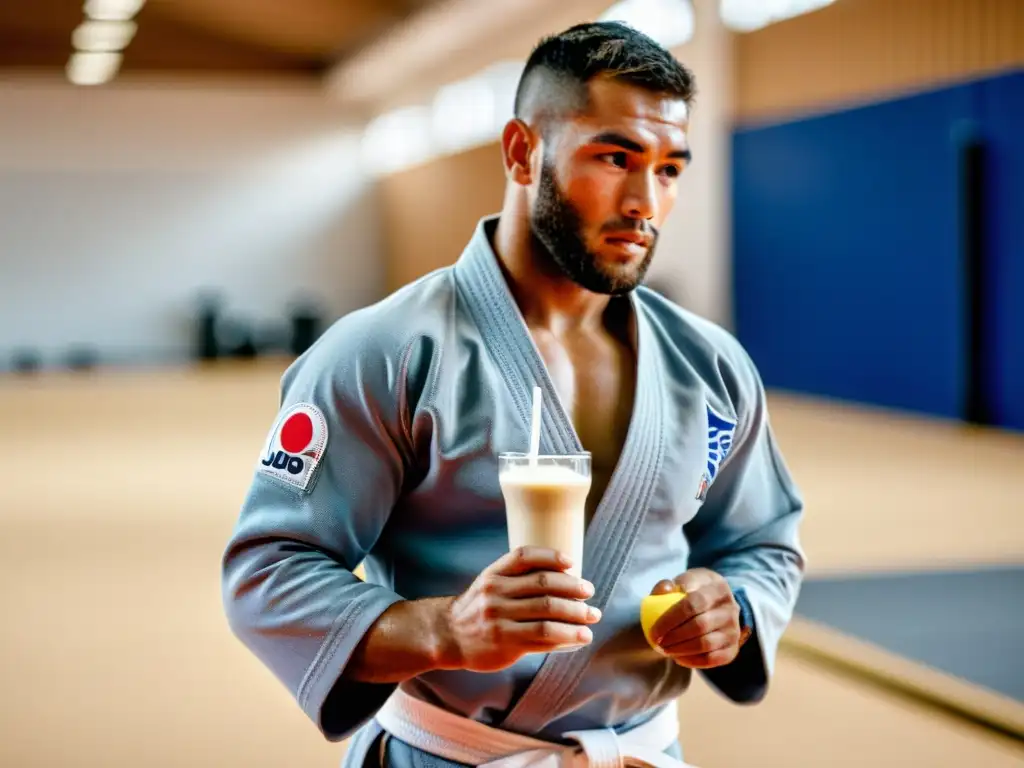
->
<box><xmin>1</xmin><ymin>359</ymin><xmax>1022</xmax><ymax>768</ymax></box>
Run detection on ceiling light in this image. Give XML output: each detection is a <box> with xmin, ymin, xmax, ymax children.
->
<box><xmin>324</xmin><ymin>0</ymin><xmax>549</xmax><ymax>108</ymax></box>
<box><xmin>719</xmin><ymin>0</ymin><xmax>837</xmax><ymax>32</ymax></box>
<box><xmin>360</xmin><ymin>106</ymin><xmax>434</xmax><ymax>175</ymax></box>
<box><xmin>431</xmin><ymin>75</ymin><xmax>497</xmax><ymax>153</ymax></box>
<box><xmin>66</xmin><ymin>51</ymin><xmax>122</xmax><ymax>86</ymax></box>
<box><xmin>83</xmin><ymin>0</ymin><xmax>146</xmax><ymax>21</ymax></box>
<box><xmin>484</xmin><ymin>60</ymin><xmax>526</xmax><ymax>124</ymax></box>
<box><xmin>600</xmin><ymin>0</ymin><xmax>695</xmax><ymax>49</ymax></box>
<box><xmin>72</xmin><ymin>19</ymin><xmax>137</xmax><ymax>52</ymax></box>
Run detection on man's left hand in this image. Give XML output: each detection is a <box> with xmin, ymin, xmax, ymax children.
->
<box><xmin>648</xmin><ymin>568</ymin><xmax>744</xmax><ymax>669</ymax></box>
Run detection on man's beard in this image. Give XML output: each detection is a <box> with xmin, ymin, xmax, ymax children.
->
<box><xmin>529</xmin><ymin>162</ymin><xmax>657</xmax><ymax>296</ymax></box>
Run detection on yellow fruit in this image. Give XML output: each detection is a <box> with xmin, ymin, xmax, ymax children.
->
<box><xmin>640</xmin><ymin>591</ymin><xmax>686</xmax><ymax>647</ymax></box>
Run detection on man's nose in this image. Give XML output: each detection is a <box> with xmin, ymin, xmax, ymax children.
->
<box><xmin>621</xmin><ymin>170</ymin><xmax>657</xmax><ymax>221</ymax></box>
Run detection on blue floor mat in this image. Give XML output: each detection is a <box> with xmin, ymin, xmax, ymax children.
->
<box><xmin>794</xmin><ymin>565</ymin><xmax>1024</xmax><ymax>702</ymax></box>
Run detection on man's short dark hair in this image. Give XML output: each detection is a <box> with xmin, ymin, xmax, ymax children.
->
<box><xmin>513</xmin><ymin>21</ymin><xmax>696</xmax><ymax>121</ymax></box>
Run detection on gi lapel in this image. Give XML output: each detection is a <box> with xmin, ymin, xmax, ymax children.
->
<box><xmin>453</xmin><ymin>217</ymin><xmax>668</xmax><ymax>734</ymax></box>
<box><xmin>453</xmin><ymin>217</ymin><xmax>583</xmax><ymax>458</ymax></box>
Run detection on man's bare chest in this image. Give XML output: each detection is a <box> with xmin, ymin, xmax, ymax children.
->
<box><xmin>532</xmin><ymin>330</ymin><xmax>637</xmax><ymax>519</ymax></box>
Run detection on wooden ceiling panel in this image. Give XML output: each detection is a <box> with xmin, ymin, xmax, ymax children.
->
<box><xmin>0</xmin><ymin>0</ymin><xmax>444</xmax><ymax>76</ymax></box>
<box><xmin>121</xmin><ymin>6</ymin><xmax>323</xmax><ymax>74</ymax></box>
<box><xmin>0</xmin><ymin>0</ymin><xmax>81</xmax><ymax>69</ymax></box>
<box><xmin>143</xmin><ymin>0</ymin><xmax>399</xmax><ymax>58</ymax></box>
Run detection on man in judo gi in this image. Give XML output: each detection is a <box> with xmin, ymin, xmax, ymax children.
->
<box><xmin>222</xmin><ymin>20</ymin><xmax>805</xmax><ymax>768</ymax></box>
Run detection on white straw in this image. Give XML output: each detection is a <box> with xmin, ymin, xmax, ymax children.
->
<box><xmin>529</xmin><ymin>386</ymin><xmax>542</xmax><ymax>466</ymax></box>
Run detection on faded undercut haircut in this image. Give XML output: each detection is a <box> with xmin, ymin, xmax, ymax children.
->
<box><xmin>513</xmin><ymin>21</ymin><xmax>697</xmax><ymax>125</ymax></box>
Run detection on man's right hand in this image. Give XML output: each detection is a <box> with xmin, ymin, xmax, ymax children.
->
<box><xmin>439</xmin><ymin>546</ymin><xmax>601</xmax><ymax>672</ymax></box>
<box><xmin>343</xmin><ymin>547</ymin><xmax>600</xmax><ymax>684</ymax></box>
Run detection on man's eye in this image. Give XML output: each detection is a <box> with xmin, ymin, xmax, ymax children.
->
<box><xmin>599</xmin><ymin>152</ymin><xmax>628</xmax><ymax>168</ymax></box>
<box><xmin>660</xmin><ymin>165</ymin><xmax>681</xmax><ymax>178</ymax></box>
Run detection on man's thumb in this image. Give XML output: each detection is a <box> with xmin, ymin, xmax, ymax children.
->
<box><xmin>673</xmin><ymin>568</ymin><xmax>712</xmax><ymax>593</ymax></box>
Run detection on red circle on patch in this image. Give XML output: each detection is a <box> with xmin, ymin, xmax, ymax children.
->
<box><xmin>280</xmin><ymin>413</ymin><xmax>314</xmax><ymax>454</ymax></box>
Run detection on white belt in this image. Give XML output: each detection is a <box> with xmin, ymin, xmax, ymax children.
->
<box><xmin>375</xmin><ymin>688</ymin><xmax>696</xmax><ymax>768</ymax></box>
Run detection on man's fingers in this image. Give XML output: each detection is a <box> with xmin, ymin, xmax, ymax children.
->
<box><xmin>657</xmin><ymin>605</ymin><xmax>738</xmax><ymax>647</ymax></box>
<box><xmin>497</xmin><ymin>595</ymin><xmax>602</xmax><ymax>625</ymax></box>
<box><xmin>500</xmin><ymin>571</ymin><xmax>595</xmax><ymax>600</ymax></box>
<box><xmin>661</xmin><ymin>628</ymin><xmax>736</xmax><ymax>658</ymax></box>
<box><xmin>671</xmin><ymin>647</ymin><xmax>738</xmax><ymax>669</ymax></box>
<box><xmin>649</xmin><ymin>587</ymin><xmax>725</xmax><ymax>643</ymax></box>
<box><xmin>490</xmin><ymin>546</ymin><xmax>573</xmax><ymax>577</ymax></box>
<box><xmin>496</xmin><ymin>619</ymin><xmax>593</xmax><ymax>650</ymax></box>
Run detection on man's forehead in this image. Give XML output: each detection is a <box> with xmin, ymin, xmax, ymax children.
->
<box><xmin>555</xmin><ymin>80</ymin><xmax>689</xmax><ymax>153</ymax></box>
<box><xmin>581</xmin><ymin>77</ymin><xmax>690</xmax><ymax>127</ymax></box>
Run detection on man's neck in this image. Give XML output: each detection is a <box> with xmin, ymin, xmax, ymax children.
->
<box><xmin>492</xmin><ymin>212</ymin><xmax>612</xmax><ymax>336</ymax></box>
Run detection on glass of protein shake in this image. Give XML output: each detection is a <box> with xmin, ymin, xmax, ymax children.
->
<box><xmin>497</xmin><ymin>451</ymin><xmax>592</xmax><ymax>579</ymax></box>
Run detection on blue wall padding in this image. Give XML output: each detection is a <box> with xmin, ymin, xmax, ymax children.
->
<box><xmin>978</xmin><ymin>71</ymin><xmax>1024</xmax><ymax>432</ymax></box>
<box><xmin>732</xmin><ymin>69</ymin><xmax>1023</xmax><ymax>428</ymax></box>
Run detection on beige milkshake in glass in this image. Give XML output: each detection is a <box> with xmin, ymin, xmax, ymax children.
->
<box><xmin>498</xmin><ymin>452</ymin><xmax>591</xmax><ymax>579</ymax></box>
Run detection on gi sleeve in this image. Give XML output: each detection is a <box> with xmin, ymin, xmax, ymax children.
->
<box><xmin>683</xmin><ymin>344</ymin><xmax>806</xmax><ymax>704</ymax></box>
<box><xmin>221</xmin><ymin>324</ymin><xmax>424</xmax><ymax>741</ymax></box>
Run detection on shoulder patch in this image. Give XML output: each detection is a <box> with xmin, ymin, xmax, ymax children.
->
<box><xmin>695</xmin><ymin>402</ymin><xmax>737</xmax><ymax>502</ymax></box>
<box><xmin>257</xmin><ymin>402</ymin><xmax>328</xmax><ymax>492</ymax></box>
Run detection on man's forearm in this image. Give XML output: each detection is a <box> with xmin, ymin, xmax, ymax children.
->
<box><xmin>343</xmin><ymin>596</ymin><xmax>459</xmax><ymax>684</ymax></box>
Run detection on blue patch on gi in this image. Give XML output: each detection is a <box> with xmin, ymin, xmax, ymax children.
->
<box><xmin>696</xmin><ymin>403</ymin><xmax>737</xmax><ymax>501</ymax></box>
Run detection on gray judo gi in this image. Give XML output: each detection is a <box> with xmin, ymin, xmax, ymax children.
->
<box><xmin>221</xmin><ymin>215</ymin><xmax>806</xmax><ymax>766</ymax></box>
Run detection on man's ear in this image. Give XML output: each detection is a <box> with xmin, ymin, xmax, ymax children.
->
<box><xmin>501</xmin><ymin>118</ymin><xmax>537</xmax><ymax>185</ymax></box>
